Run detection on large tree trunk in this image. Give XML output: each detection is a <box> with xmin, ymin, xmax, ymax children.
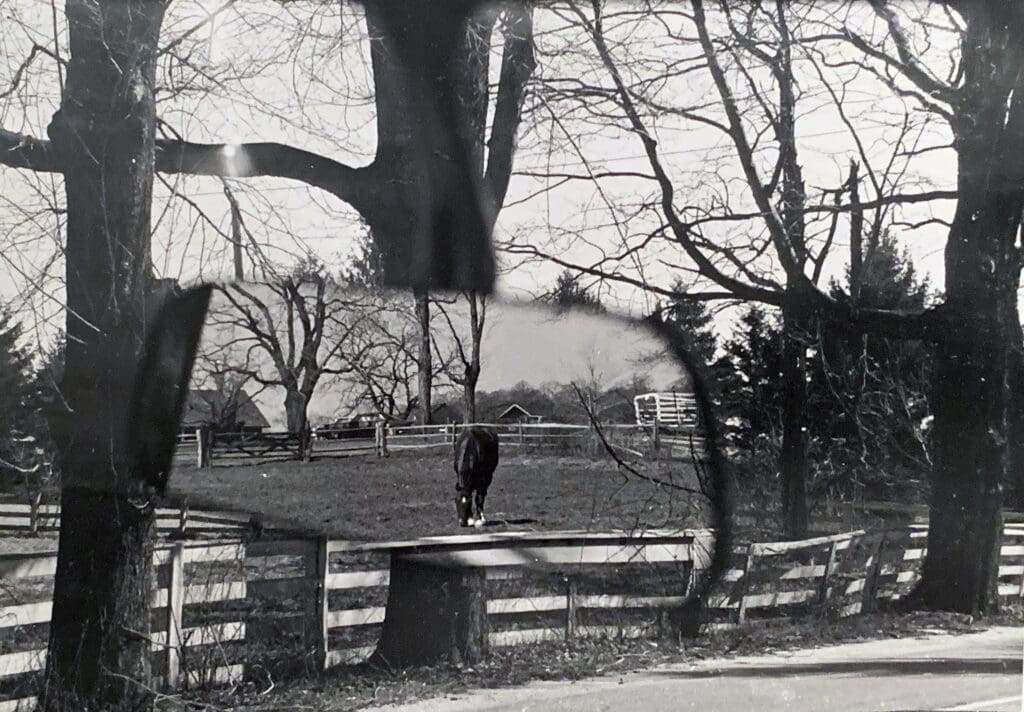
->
<box><xmin>415</xmin><ymin>291</ymin><xmax>433</xmax><ymax>425</ymax></box>
<box><xmin>780</xmin><ymin>304</ymin><xmax>810</xmax><ymax>540</ymax></box>
<box><xmin>284</xmin><ymin>388</ymin><xmax>309</xmax><ymax>434</ymax></box>
<box><xmin>911</xmin><ymin>179</ymin><xmax>1020</xmax><ymax>614</ymax></box>
<box><xmin>373</xmin><ymin>555</ymin><xmax>488</xmax><ymax>666</ymax></box>
<box><xmin>909</xmin><ymin>9</ymin><xmax>1024</xmax><ymax>613</ymax></box>
<box><xmin>463</xmin><ymin>369</ymin><xmax>479</xmax><ymax>423</ymax></box>
<box><xmin>1007</xmin><ymin>317</ymin><xmax>1024</xmax><ymax>511</ymax></box>
<box><xmin>43</xmin><ymin>1</ymin><xmax>167</xmax><ymax>709</ymax></box>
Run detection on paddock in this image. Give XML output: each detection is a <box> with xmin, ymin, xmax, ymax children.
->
<box><xmin>166</xmin><ymin>450</ymin><xmax>711</xmax><ymax>542</ymax></box>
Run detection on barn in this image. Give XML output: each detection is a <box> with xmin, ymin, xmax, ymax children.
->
<box><xmin>495</xmin><ymin>403</ymin><xmax>544</xmax><ymax>424</ymax></box>
<box><xmin>180</xmin><ymin>390</ymin><xmax>270</xmax><ymax>434</ymax></box>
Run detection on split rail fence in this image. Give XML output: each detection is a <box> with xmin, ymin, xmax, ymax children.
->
<box><xmin>176</xmin><ymin>422</ymin><xmax>707</xmax><ymax>469</ymax></box>
<box><xmin>0</xmin><ymin>523</ymin><xmax>1021</xmax><ymax>710</ymax></box>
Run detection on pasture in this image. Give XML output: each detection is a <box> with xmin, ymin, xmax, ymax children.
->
<box><xmin>168</xmin><ymin>451</ymin><xmax>707</xmax><ymax>541</ymax></box>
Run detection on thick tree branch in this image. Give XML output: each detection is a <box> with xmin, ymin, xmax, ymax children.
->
<box><xmin>154</xmin><ymin>140</ymin><xmax>373</xmax><ymax>212</ymax></box>
<box><xmin>0</xmin><ymin>128</ymin><xmax>375</xmax><ymax>216</ymax></box>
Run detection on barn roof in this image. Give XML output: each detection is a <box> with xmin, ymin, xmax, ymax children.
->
<box><xmin>180</xmin><ymin>390</ymin><xmax>270</xmax><ymax>429</ymax></box>
<box><xmin>497</xmin><ymin>403</ymin><xmax>534</xmax><ymax>419</ymax></box>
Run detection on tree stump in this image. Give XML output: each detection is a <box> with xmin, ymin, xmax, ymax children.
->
<box><xmin>372</xmin><ymin>555</ymin><xmax>488</xmax><ymax>667</ymax></box>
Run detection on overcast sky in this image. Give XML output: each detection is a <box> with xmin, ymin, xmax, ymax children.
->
<box><xmin>207</xmin><ymin>294</ymin><xmax>690</xmax><ymax>429</ymax></box>
<box><xmin>0</xmin><ymin>1</ymin><xmax>978</xmax><ymax>352</ymax></box>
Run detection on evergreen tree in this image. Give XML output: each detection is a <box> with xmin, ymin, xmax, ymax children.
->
<box><xmin>716</xmin><ymin>237</ymin><xmax>933</xmax><ymax>506</ymax></box>
<box><xmin>716</xmin><ymin>305</ymin><xmax>784</xmax><ymax>451</ymax></box>
<box><xmin>341</xmin><ymin>223</ymin><xmax>385</xmax><ymax>289</ymax></box>
<box><xmin>547</xmin><ymin>270</ymin><xmax>605</xmax><ymax>313</ymax></box>
<box><xmin>0</xmin><ymin>309</ymin><xmax>46</xmax><ymax>490</ymax></box>
<box><xmin>660</xmin><ymin>283</ymin><xmax>718</xmax><ymax>366</ymax></box>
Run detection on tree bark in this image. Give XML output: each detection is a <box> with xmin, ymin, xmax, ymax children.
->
<box><xmin>415</xmin><ymin>291</ymin><xmax>433</xmax><ymax>425</ymax></box>
<box><xmin>463</xmin><ymin>372</ymin><xmax>478</xmax><ymax>423</ymax></box>
<box><xmin>780</xmin><ymin>303</ymin><xmax>810</xmax><ymax>540</ymax></box>
<box><xmin>1007</xmin><ymin>317</ymin><xmax>1024</xmax><ymax>511</ymax></box>
<box><xmin>42</xmin><ymin>1</ymin><xmax>167</xmax><ymax>709</ymax></box>
<box><xmin>908</xmin><ymin>6</ymin><xmax>1024</xmax><ymax>613</ymax></box>
<box><xmin>372</xmin><ymin>555</ymin><xmax>488</xmax><ymax>667</ymax></box>
<box><xmin>284</xmin><ymin>388</ymin><xmax>309</xmax><ymax>434</ymax></box>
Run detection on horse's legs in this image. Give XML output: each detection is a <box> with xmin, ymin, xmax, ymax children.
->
<box><xmin>474</xmin><ymin>489</ymin><xmax>487</xmax><ymax>527</ymax></box>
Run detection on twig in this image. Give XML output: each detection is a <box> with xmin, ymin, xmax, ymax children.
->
<box><xmin>570</xmin><ymin>383</ymin><xmax>706</xmax><ymax>497</ymax></box>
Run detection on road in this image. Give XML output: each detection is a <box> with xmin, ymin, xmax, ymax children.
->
<box><xmin>377</xmin><ymin>626</ymin><xmax>1023</xmax><ymax>712</ymax></box>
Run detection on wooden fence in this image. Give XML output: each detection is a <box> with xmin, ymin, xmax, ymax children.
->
<box><xmin>704</xmin><ymin>524</ymin><xmax>1024</xmax><ymax>628</ymax></box>
<box><xmin>179</xmin><ymin>422</ymin><xmax>707</xmax><ymax>469</ymax></box>
<box><xmin>0</xmin><ymin>500</ymin><xmax>257</xmax><ymax>538</ymax></box>
<box><xmin>0</xmin><ymin>523</ymin><xmax>1020</xmax><ymax>710</ymax></box>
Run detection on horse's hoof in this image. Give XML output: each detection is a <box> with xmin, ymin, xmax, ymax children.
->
<box><xmin>466</xmin><ymin>518</ymin><xmax>475</xmax><ymax>526</ymax></box>
<box><xmin>474</xmin><ymin>519</ymin><xmax>484</xmax><ymax>528</ymax></box>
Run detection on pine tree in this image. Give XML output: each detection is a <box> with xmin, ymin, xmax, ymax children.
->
<box><xmin>547</xmin><ymin>270</ymin><xmax>605</xmax><ymax>312</ymax></box>
<box><xmin>0</xmin><ymin>308</ymin><xmax>44</xmax><ymax>490</ymax></box>
<box><xmin>660</xmin><ymin>283</ymin><xmax>718</xmax><ymax>366</ymax></box>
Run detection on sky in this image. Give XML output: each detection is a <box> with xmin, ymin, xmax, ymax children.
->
<box><xmin>0</xmin><ymin>1</ymin><xmax>981</xmax><ymax>355</ymax></box>
<box><xmin>198</xmin><ymin>291</ymin><xmax>690</xmax><ymax>429</ymax></box>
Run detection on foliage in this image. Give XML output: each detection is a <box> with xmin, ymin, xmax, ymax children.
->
<box><xmin>660</xmin><ymin>285</ymin><xmax>718</xmax><ymax>367</ymax></box>
<box><xmin>717</xmin><ymin>239</ymin><xmax>933</xmax><ymax>504</ymax></box>
<box><xmin>0</xmin><ymin>308</ymin><xmax>48</xmax><ymax>492</ymax></box>
<box><xmin>546</xmin><ymin>270</ymin><xmax>605</xmax><ymax>313</ymax></box>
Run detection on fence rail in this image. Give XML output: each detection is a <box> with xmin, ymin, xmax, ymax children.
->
<box><xmin>0</xmin><ymin>521</ymin><xmax>1020</xmax><ymax>710</ymax></box>
<box><xmin>179</xmin><ymin>422</ymin><xmax>706</xmax><ymax>468</ymax></box>
<box><xmin>0</xmin><ymin>501</ymin><xmax>257</xmax><ymax>538</ymax></box>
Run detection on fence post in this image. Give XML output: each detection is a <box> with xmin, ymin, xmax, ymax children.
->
<box><xmin>199</xmin><ymin>427</ymin><xmax>213</xmax><ymax>468</ymax></box>
<box><xmin>165</xmin><ymin>542</ymin><xmax>185</xmax><ymax>690</ymax></box>
<box><xmin>195</xmin><ymin>427</ymin><xmax>203</xmax><ymax>468</ymax></box>
<box><xmin>315</xmin><ymin>536</ymin><xmax>330</xmax><ymax>670</ymax></box>
<box><xmin>178</xmin><ymin>499</ymin><xmax>189</xmax><ymax>539</ymax></box>
<box><xmin>819</xmin><ymin>540</ymin><xmax>839</xmax><ymax>608</ymax></box>
<box><xmin>736</xmin><ymin>545</ymin><xmax>755</xmax><ymax>624</ymax></box>
<box><xmin>300</xmin><ymin>425</ymin><xmax>313</xmax><ymax>463</ymax></box>
<box><xmin>565</xmin><ymin>577</ymin><xmax>578</xmax><ymax>642</ymax></box>
<box><xmin>862</xmin><ymin>531</ymin><xmax>887</xmax><ymax>612</ymax></box>
<box><xmin>29</xmin><ymin>491</ymin><xmax>41</xmax><ymax>536</ymax></box>
<box><xmin>518</xmin><ymin>422</ymin><xmax>524</xmax><ymax>445</ymax></box>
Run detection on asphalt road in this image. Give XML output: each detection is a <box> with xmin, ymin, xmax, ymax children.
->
<box><xmin>377</xmin><ymin>627</ymin><xmax>1023</xmax><ymax>712</ymax></box>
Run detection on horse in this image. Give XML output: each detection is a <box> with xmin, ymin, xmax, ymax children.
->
<box><xmin>453</xmin><ymin>426</ymin><xmax>499</xmax><ymax>527</ymax></box>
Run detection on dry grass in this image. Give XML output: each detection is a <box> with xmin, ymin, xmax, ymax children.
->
<box><xmin>167</xmin><ymin>451</ymin><xmax>706</xmax><ymax>542</ymax></box>
<box><xmin>154</xmin><ymin>606</ymin><xmax>1024</xmax><ymax>712</ymax></box>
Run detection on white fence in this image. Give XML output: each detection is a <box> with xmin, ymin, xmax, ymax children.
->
<box><xmin>178</xmin><ymin>422</ymin><xmax>707</xmax><ymax>468</ymax></box>
<box><xmin>0</xmin><ymin>500</ymin><xmax>256</xmax><ymax>538</ymax></box>
<box><xmin>0</xmin><ymin>522</ymin><xmax>1021</xmax><ymax>710</ymax></box>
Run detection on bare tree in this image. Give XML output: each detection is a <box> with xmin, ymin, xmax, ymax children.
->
<box><xmin>341</xmin><ymin>292</ymin><xmax>452</xmax><ymax>420</ymax></box>
<box><xmin>510</xmin><ymin>0</ymin><xmax>939</xmax><ymax>538</ymax></box>
<box><xmin>504</xmin><ymin>0</ymin><xmax>1020</xmax><ymax>612</ymax></box>
<box><xmin>434</xmin><ymin>291</ymin><xmax>488</xmax><ymax>422</ymax></box>
<box><xmin>207</xmin><ymin>257</ymin><xmax>375</xmax><ymax>433</ymax></box>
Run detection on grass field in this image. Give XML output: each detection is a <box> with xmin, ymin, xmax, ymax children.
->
<box><xmin>167</xmin><ymin>450</ymin><xmax>708</xmax><ymax>541</ymax></box>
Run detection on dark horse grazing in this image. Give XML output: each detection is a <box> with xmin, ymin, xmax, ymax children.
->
<box><xmin>454</xmin><ymin>426</ymin><xmax>499</xmax><ymax>527</ymax></box>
